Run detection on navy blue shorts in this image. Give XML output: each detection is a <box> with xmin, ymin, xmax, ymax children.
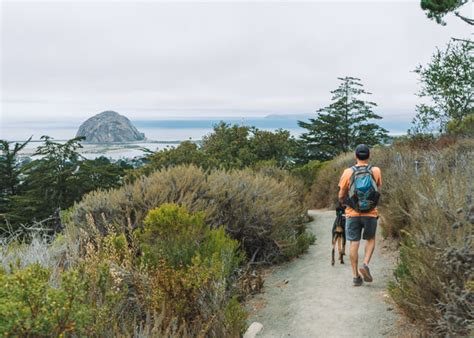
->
<box><xmin>345</xmin><ymin>216</ymin><xmax>377</xmax><ymax>241</ymax></box>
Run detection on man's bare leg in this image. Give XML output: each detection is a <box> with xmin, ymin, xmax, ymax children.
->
<box><xmin>363</xmin><ymin>238</ymin><xmax>375</xmax><ymax>266</ymax></box>
<box><xmin>350</xmin><ymin>241</ymin><xmax>360</xmax><ymax>277</ymax></box>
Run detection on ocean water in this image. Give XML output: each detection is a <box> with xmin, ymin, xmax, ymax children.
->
<box><xmin>1</xmin><ymin>118</ymin><xmax>303</xmax><ymax>159</ymax></box>
<box><xmin>1</xmin><ymin>118</ymin><xmax>303</xmax><ymax>142</ymax></box>
<box><xmin>1</xmin><ymin>117</ymin><xmax>407</xmax><ymax>159</ymax></box>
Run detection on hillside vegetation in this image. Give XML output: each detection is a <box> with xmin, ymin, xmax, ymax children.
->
<box><xmin>0</xmin><ymin>164</ymin><xmax>313</xmax><ymax>336</ymax></box>
<box><xmin>1</xmin><ymin>204</ymin><xmax>247</xmax><ymax>336</ymax></box>
<box><xmin>308</xmin><ymin>137</ymin><xmax>474</xmax><ymax>335</ymax></box>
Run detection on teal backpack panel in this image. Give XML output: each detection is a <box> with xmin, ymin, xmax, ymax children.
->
<box><xmin>345</xmin><ymin>165</ymin><xmax>380</xmax><ymax>212</ymax></box>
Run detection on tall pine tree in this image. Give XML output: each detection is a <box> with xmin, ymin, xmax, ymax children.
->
<box><xmin>298</xmin><ymin>76</ymin><xmax>388</xmax><ymax>161</ymax></box>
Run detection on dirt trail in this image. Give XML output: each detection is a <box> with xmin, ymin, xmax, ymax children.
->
<box><xmin>246</xmin><ymin>210</ymin><xmax>402</xmax><ymax>338</ymax></box>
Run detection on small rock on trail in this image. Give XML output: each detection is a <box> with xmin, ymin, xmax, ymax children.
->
<box><xmin>246</xmin><ymin>210</ymin><xmax>402</xmax><ymax>337</ymax></box>
<box><xmin>244</xmin><ymin>322</ymin><xmax>264</xmax><ymax>338</ymax></box>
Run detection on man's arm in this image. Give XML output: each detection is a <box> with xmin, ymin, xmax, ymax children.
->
<box><xmin>338</xmin><ymin>169</ymin><xmax>349</xmax><ymax>204</ymax></box>
<box><xmin>338</xmin><ymin>185</ymin><xmax>347</xmax><ymax>204</ymax></box>
<box><xmin>374</xmin><ymin>167</ymin><xmax>382</xmax><ymax>190</ymax></box>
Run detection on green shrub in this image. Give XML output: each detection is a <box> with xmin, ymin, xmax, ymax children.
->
<box><xmin>30</xmin><ymin>203</ymin><xmax>246</xmax><ymax>337</ymax></box>
<box><xmin>137</xmin><ymin>204</ymin><xmax>246</xmax><ymax>336</ymax></box>
<box><xmin>199</xmin><ymin>226</ymin><xmax>244</xmax><ymax>278</ymax></box>
<box><xmin>254</xmin><ymin>164</ymin><xmax>308</xmax><ymax>206</ymax></box>
<box><xmin>291</xmin><ymin>160</ymin><xmax>326</xmax><ymax>188</ymax></box>
<box><xmin>0</xmin><ymin>264</ymin><xmax>93</xmax><ymax>336</ymax></box>
<box><xmin>71</xmin><ymin>165</ymin><xmax>210</xmax><ymax>235</ymax></box>
<box><xmin>139</xmin><ymin>204</ymin><xmax>208</xmax><ymax>268</ymax></box>
<box><xmin>280</xmin><ymin>231</ymin><xmax>316</xmax><ymax>259</ymax></box>
<box><xmin>146</xmin><ymin>255</ymin><xmax>243</xmax><ymax>336</ymax></box>
<box><xmin>224</xmin><ymin>296</ymin><xmax>248</xmax><ymax>336</ymax></box>
<box><xmin>138</xmin><ymin>204</ymin><xmax>243</xmax><ymax>274</ymax></box>
<box><xmin>204</xmin><ymin>169</ymin><xmax>307</xmax><ymax>263</ymax></box>
<box><xmin>70</xmin><ymin>165</ymin><xmax>309</xmax><ymax>264</ymax></box>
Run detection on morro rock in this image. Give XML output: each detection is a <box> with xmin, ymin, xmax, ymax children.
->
<box><xmin>76</xmin><ymin>111</ymin><xmax>146</xmax><ymax>143</ymax></box>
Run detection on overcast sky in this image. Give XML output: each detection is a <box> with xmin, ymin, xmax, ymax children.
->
<box><xmin>0</xmin><ymin>0</ymin><xmax>471</xmax><ymax>127</ymax></box>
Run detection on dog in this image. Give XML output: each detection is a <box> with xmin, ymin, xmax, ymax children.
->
<box><xmin>331</xmin><ymin>205</ymin><xmax>346</xmax><ymax>266</ymax></box>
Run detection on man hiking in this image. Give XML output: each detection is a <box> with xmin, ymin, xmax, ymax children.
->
<box><xmin>338</xmin><ymin>144</ymin><xmax>382</xmax><ymax>286</ymax></box>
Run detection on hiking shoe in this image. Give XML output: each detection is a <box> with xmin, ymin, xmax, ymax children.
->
<box><xmin>353</xmin><ymin>275</ymin><xmax>363</xmax><ymax>286</ymax></box>
<box><xmin>359</xmin><ymin>264</ymin><xmax>373</xmax><ymax>282</ymax></box>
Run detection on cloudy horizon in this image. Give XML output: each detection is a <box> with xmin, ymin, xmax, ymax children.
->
<box><xmin>1</xmin><ymin>0</ymin><xmax>471</xmax><ymax>134</ymax></box>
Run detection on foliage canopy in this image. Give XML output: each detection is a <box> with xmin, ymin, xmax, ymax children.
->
<box><xmin>411</xmin><ymin>41</ymin><xmax>473</xmax><ymax>133</ymax></box>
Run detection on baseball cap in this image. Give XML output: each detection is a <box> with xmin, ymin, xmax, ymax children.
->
<box><xmin>355</xmin><ymin>144</ymin><xmax>370</xmax><ymax>159</ymax></box>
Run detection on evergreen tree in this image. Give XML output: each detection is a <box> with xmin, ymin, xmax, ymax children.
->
<box><xmin>298</xmin><ymin>77</ymin><xmax>388</xmax><ymax>161</ymax></box>
<box><xmin>0</xmin><ymin>137</ymin><xmax>31</xmax><ymax>196</ymax></box>
<box><xmin>75</xmin><ymin>156</ymin><xmax>133</xmax><ymax>195</ymax></box>
<box><xmin>6</xmin><ymin>136</ymin><xmax>85</xmax><ymax>230</ymax></box>
<box><xmin>2</xmin><ymin>136</ymin><xmax>138</xmax><ymax>234</ymax></box>
<box><xmin>0</xmin><ymin>137</ymin><xmax>32</xmax><ymax>217</ymax></box>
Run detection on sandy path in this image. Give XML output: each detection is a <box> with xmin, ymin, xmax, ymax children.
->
<box><xmin>246</xmin><ymin>210</ymin><xmax>401</xmax><ymax>338</ymax></box>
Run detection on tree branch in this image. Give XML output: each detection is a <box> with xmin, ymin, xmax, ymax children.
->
<box><xmin>454</xmin><ymin>12</ymin><xmax>474</xmax><ymax>25</ymax></box>
<box><xmin>451</xmin><ymin>37</ymin><xmax>474</xmax><ymax>44</ymax></box>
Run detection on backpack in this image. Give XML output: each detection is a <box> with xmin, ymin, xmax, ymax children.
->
<box><xmin>344</xmin><ymin>165</ymin><xmax>380</xmax><ymax>212</ymax></box>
